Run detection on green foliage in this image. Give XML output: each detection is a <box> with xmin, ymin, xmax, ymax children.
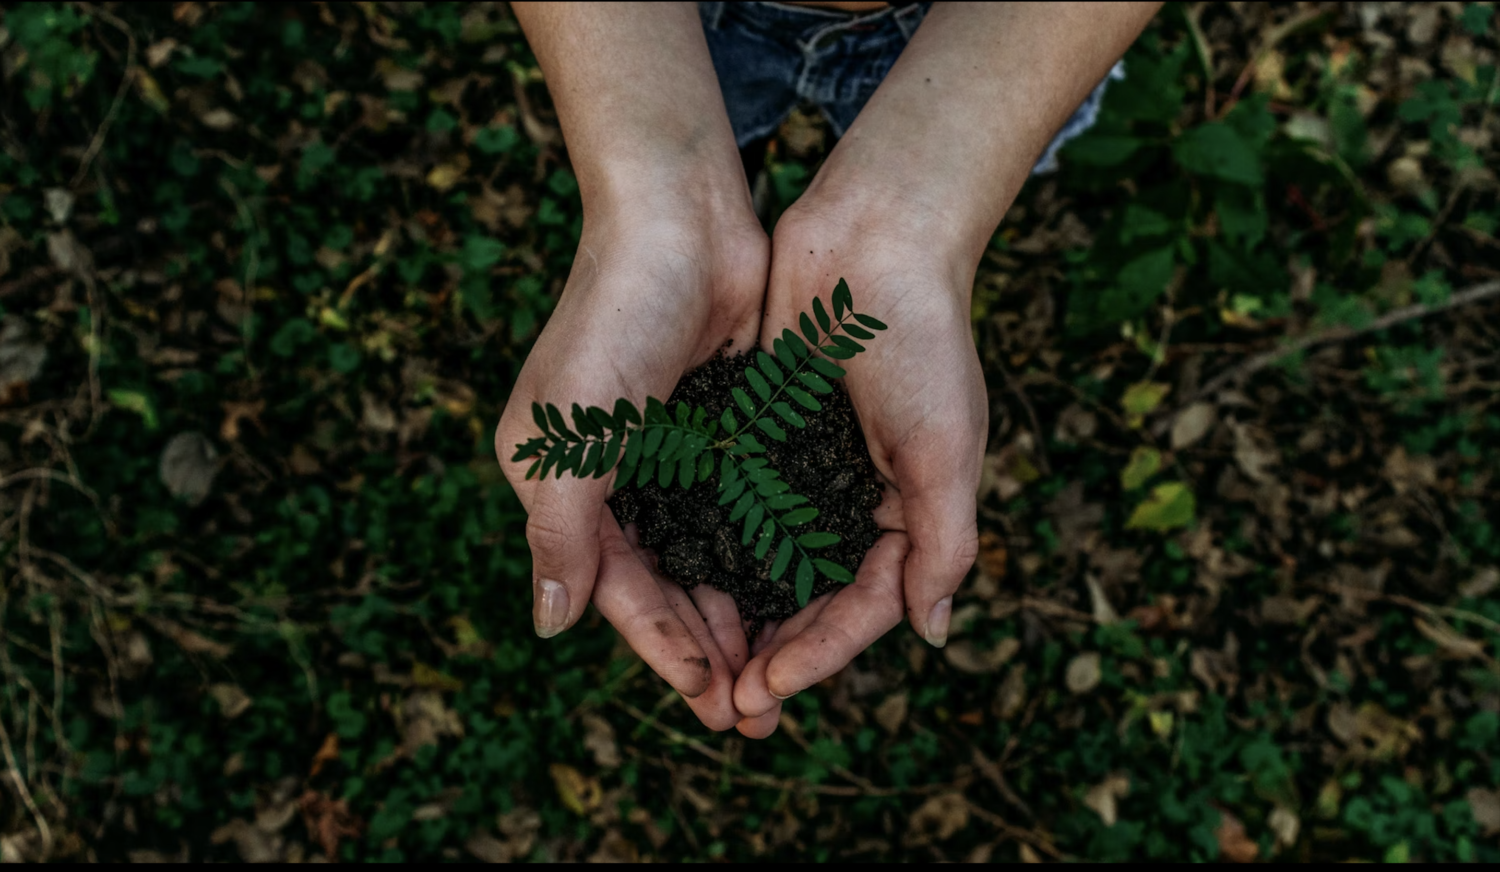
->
<box><xmin>514</xmin><ymin>280</ymin><xmax>885</xmax><ymax>606</ymax></box>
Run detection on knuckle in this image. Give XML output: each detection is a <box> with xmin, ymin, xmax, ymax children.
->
<box><xmin>525</xmin><ymin>510</ymin><xmax>579</xmax><ymax>560</ymax></box>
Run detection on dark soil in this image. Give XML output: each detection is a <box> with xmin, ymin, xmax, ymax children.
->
<box><xmin>609</xmin><ymin>353</ymin><xmax>882</xmax><ymax>635</ymax></box>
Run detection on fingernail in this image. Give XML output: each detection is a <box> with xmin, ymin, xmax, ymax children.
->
<box><xmin>534</xmin><ymin>579</ymin><xmax>569</xmax><ymax>639</ymax></box>
<box><xmin>925</xmin><ymin>596</ymin><xmax>952</xmax><ymax>648</ymax></box>
<box><xmin>770</xmin><ymin>688</ymin><xmax>798</xmax><ymax>701</ymax></box>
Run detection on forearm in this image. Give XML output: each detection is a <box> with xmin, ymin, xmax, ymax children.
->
<box><xmin>511</xmin><ymin>2</ymin><xmax>747</xmax><ymax>212</ymax></box>
<box><xmin>806</xmin><ymin>2</ymin><xmax>1162</xmax><ymax>268</ymax></box>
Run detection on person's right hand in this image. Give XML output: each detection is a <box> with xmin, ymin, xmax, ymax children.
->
<box><xmin>494</xmin><ymin>186</ymin><xmax>767</xmax><ymax>731</ymax></box>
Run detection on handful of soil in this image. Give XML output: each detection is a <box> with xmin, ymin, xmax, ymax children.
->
<box><xmin>609</xmin><ymin>353</ymin><xmax>882</xmax><ymax>635</ymax></box>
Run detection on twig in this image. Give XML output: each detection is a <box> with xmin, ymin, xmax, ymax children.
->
<box><xmin>993</xmin><ymin>357</ymin><xmax>1051</xmax><ymax>476</ymax></box>
<box><xmin>1218</xmin><ymin>7</ymin><xmax>1330</xmax><ymax>119</ymax></box>
<box><xmin>1312</xmin><ymin>583</ymin><xmax>1500</xmax><ymax>637</ymax></box>
<box><xmin>72</xmin><ymin>5</ymin><xmax>138</xmax><ymax>188</ymax></box>
<box><xmin>963</xmin><ymin>801</ymin><xmax>1067</xmax><ymax>861</ymax></box>
<box><xmin>1156</xmin><ymin>278</ymin><xmax>1500</xmax><ymax>438</ymax></box>
<box><xmin>0</xmin><ymin>692</ymin><xmax>53</xmax><ymax>860</ymax></box>
<box><xmin>220</xmin><ymin>178</ymin><xmax>260</xmax><ymax>380</ymax></box>
<box><xmin>1183</xmin><ymin>3</ymin><xmax>1215</xmax><ymax>118</ymax></box>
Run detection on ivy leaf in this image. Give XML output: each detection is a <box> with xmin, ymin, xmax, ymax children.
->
<box><xmin>614</xmin><ymin>398</ymin><xmax>641</xmax><ymax>427</ymax></box>
<box><xmin>781</xmin><ymin>507</ymin><xmax>819</xmax><ymax>526</ymax></box>
<box><xmin>1126</xmin><ymin>482</ymin><xmax>1197</xmax><ymax>531</ymax></box>
<box><xmin>757</xmin><ymin>351</ymin><xmax>784</xmax><ymax>385</ymax></box>
<box><xmin>745</xmin><ymin>367</ymin><xmax>772</xmax><ymax>401</ymax></box>
<box><xmin>796</xmin><ymin>558</ymin><xmax>814</xmax><ymax>606</ymax></box>
<box><xmin>853</xmin><ymin>313</ymin><xmax>888</xmax><ymax>331</ymax></box>
<box><xmin>771</xmin><ymin>402</ymin><xmax>806</xmax><ymax>429</ymax></box>
<box><xmin>807</xmin><ymin>358</ymin><xmax>846</xmax><ymax>380</ymax></box>
<box><xmin>813</xmin><ymin>297</ymin><xmax>832</xmax><ymax>333</ymax></box>
<box><xmin>800</xmin><ymin>312</ymin><xmax>820</xmax><ymax>347</ymax></box>
<box><xmin>833</xmin><ymin>278</ymin><xmax>853</xmax><ymax>319</ymax></box>
<box><xmin>756</xmin><ymin>418</ymin><xmax>787</xmax><ymax>442</ymax></box>
<box><xmin>815</xmin><ymin>559</ymin><xmax>855</xmax><ymax>583</ymax></box>
<box><xmin>771</xmin><ymin>538</ymin><xmax>794</xmax><ymax>580</ymax></box>
<box><xmin>796</xmin><ymin>531</ymin><xmax>841</xmax><ymax>549</ymax></box>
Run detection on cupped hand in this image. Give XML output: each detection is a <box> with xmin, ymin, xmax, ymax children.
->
<box><xmin>732</xmin><ymin>202</ymin><xmax>986</xmax><ymax>737</ymax></box>
<box><xmin>495</xmin><ymin>192</ymin><xmax>767</xmax><ymax>731</ymax></box>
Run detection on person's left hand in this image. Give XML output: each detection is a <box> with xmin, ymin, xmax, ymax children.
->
<box><xmin>729</xmin><ymin>194</ymin><xmax>988</xmax><ymax>738</ymax></box>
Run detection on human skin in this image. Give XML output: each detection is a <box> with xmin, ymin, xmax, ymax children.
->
<box><xmin>501</xmin><ymin>1</ymin><xmax>1161</xmax><ymax>737</ymax></box>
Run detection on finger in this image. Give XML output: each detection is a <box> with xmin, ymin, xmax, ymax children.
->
<box><xmin>732</xmin><ymin>596</ymin><xmax>836</xmax><ymax>719</ymax></box>
<box><xmin>592</xmin><ymin>516</ymin><xmax>716</xmax><ymax>701</ymax></box>
<box><xmin>688</xmin><ymin>584</ymin><xmax>750</xmax><ymax>679</ymax></box>
<box><xmin>735</xmin><ymin>705</ymin><xmax>782</xmax><ymax>739</ymax></box>
<box><xmin>523</xmin><ymin>478</ymin><xmax>609</xmax><ymax>638</ymax></box>
<box><xmin>894</xmin><ymin>439</ymin><xmax>981</xmax><ymax>648</ymax></box>
<box><xmin>657</xmin><ymin>574</ymin><xmax>742</xmax><ymax>731</ymax></box>
<box><xmin>872</xmin><ymin>480</ymin><xmax>905</xmax><ymax>531</ymax></box>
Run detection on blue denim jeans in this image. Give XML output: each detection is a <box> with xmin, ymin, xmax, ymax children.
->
<box><xmin>699</xmin><ymin>1</ymin><xmax>1123</xmax><ymax>174</ymax></box>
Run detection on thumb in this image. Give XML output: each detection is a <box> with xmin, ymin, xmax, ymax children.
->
<box><xmin>895</xmin><ymin>440</ymin><xmax>981</xmax><ymax>649</ymax></box>
<box><xmin>524</xmin><ymin>477</ymin><xmax>607</xmax><ymax>638</ymax></box>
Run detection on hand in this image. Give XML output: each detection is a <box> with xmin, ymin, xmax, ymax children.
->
<box><xmin>731</xmin><ymin>197</ymin><xmax>986</xmax><ymax>738</ymax></box>
<box><xmin>495</xmin><ymin>189</ymin><xmax>767</xmax><ymax>731</ymax></box>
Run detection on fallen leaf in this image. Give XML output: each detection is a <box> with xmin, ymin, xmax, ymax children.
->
<box><xmin>426</xmin><ymin>162</ymin><xmax>466</xmax><ymax>192</ymax></box>
<box><xmin>1084</xmin><ymin>573</ymin><xmax>1120</xmax><ymax>624</ymax></box>
<box><xmin>43</xmin><ymin>188</ymin><xmax>74</xmax><ymax>224</ymax></box>
<box><xmin>1413</xmin><ymin>616</ymin><xmax>1486</xmax><ymax>659</ymax></box>
<box><xmin>1120</xmin><ymin>446</ymin><xmax>1162</xmax><ymax>491</ymax></box>
<box><xmin>874</xmin><ymin>692</ymin><xmax>908</xmax><ymax>735</ymax></box>
<box><xmin>1231</xmin><ymin>422</ymin><xmax>1279</xmax><ymax>484</ymax></box>
<box><xmin>1458</xmin><ymin>567</ymin><xmax>1499</xmax><ymax>598</ymax></box>
<box><xmin>200</xmin><ymin>108</ymin><xmax>237</xmax><ymax>130</ymax></box>
<box><xmin>411</xmin><ymin>662</ymin><xmax>464</xmax><ymax>692</ymax></box>
<box><xmin>160</xmin><ymin>431</ymin><xmax>219</xmax><ymax>505</ymax></box>
<box><xmin>145</xmin><ymin>37</ymin><xmax>178</xmax><ymax>68</ymax></box>
<box><xmin>46</xmin><ymin>229</ymin><xmax>93</xmax><ymax>276</ymax></box>
<box><xmin>209</xmin><ymin>683</ymin><xmax>252</xmax><ymax>719</ymax></box>
<box><xmin>549</xmin><ymin>763</ymin><xmax>602</xmax><ymax>817</ymax></box>
<box><xmin>1065</xmin><ymin>652</ymin><xmax>1102</xmax><ymax>694</ymax></box>
<box><xmin>905</xmin><ymin>793</ymin><xmax>970</xmax><ymax>846</ymax></box>
<box><xmin>1121</xmin><ymin>381</ymin><xmax>1170</xmax><ymax>427</ymax></box>
<box><xmin>1171</xmin><ymin>402</ymin><xmax>1216</xmax><ymax>449</ymax></box>
<box><xmin>308</xmin><ymin>733</ymin><xmax>339</xmax><ymax>779</ymax></box>
<box><xmin>975</xmin><ymin>529</ymin><xmax>1008</xmax><ymax>578</ymax></box>
<box><xmin>944</xmin><ymin>638</ymin><xmax>1021</xmax><ymax>675</ymax></box>
<box><xmin>1268</xmin><ymin>805</ymin><xmax>1300</xmax><ymax>850</ymax></box>
<box><xmin>1214</xmin><ymin>808</ymin><xmax>1259</xmax><ymax>862</ymax></box>
<box><xmin>580</xmin><ymin>713</ymin><xmax>621</xmax><ymax>769</ymax></box>
<box><xmin>298</xmin><ymin>791</ymin><xmax>363</xmax><ymax>860</ymax></box>
<box><xmin>995</xmin><ymin>665</ymin><xmax>1027</xmax><ymax>720</ymax></box>
<box><xmin>1084</xmin><ymin>773</ymin><xmax>1130</xmax><ymax>826</ymax></box>
<box><xmin>1126</xmin><ymin>482</ymin><xmax>1197</xmax><ymax>531</ymax></box>
<box><xmin>1467</xmin><ymin>787</ymin><xmax>1500</xmax><ymax>837</ymax></box>
<box><xmin>0</xmin><ymin>317</ymin><xmax>47</xmax><ymax>395</ymax></box>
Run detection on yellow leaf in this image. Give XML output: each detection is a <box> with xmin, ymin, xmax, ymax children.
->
<box><xmin>448</xmin><ymin>616</ymin><xmax>484</xmax><ymax>649</ymax></box>
<box><xmin>1127</xmin><ymin>482</ymin><xmax>1196</xmax><ymax>532</ymax></box>
<box><xmin>426</xmin><ymin>162</ymin><xmax>464</xmax><ymax>192</ymax></box>
<box><xmin>1120</xmin><ymin>446</ymin><xmax>1162</xmax><ymax>491</ymax></box>
<box><xmin>411</xmin><ymin>662</ymin><xmax>464</xmax><ymax>692</ymax></box>
<box><xmin>135</xmin><ymin>70</ymin><xmax>171</xmax><ymax>114</ymax></box>
<box><xmin>549</xmin><ymin>763</ymin><xmax>601</xmax><ymax>817</ymax></box>
<box><xmin>1149</xmin><ymin>710</ymin><xmax>1174</xmax><ymax>738</ymax></box>
<box><xmin>1121</xmin><ymin>381</ymin><xmax>1170</xmax><ymax>428</ymax></box>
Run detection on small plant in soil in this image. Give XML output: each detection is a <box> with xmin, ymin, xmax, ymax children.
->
<box><xmin>511</xmin><ymin>279</ymin><xmax>886</xmax><ymax>623</ymax></box>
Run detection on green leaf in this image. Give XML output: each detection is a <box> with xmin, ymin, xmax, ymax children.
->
<box><xmin>732</xmin><ymin>387</ymin><xmax>757</xmax><ymax>418</ymax></box>
<box><xmin>842</xmin><ymin>323</ymin><xmax>874</xmax><ymax>341</ymax></box>
<box><xmin>743</xmin><ymin>504</ymin><xmax>765</xmax><ymax>546</ymax></box>
<box><xmin>587</xmin><ymin>405</ymin><xmax>615</xmax><ymax>433</ymax></box>
<box><xmin>532</xmin><ymin>402</ymin><xmax>550</xmax><ymax>434</ymax></box>
<box><xmin>754</xmin><ymin>524</ymin><xmax>774</xmax><ymax>560</ymax></box>
<box><xmin>797</xmin><ymin>532</ymin><xmax>841</xmax><ymax>549</ymax></box>
<box><xmin>674</xmin><ymin>402</ymin><xmax>691</xmax><ymax>427</ymax></box>
<box><xmin>766</xmin><ymin>493</ymin><xmax>808</xmax><ymax>510</ymax></box>
<box><xmin>1121</xmin><ymin>381</ymin><xmax>1171</xmax><ymax>420</ymax></box>
<box><xmin>1120</xmin><ymin>446</ymin><xmax>1162</xmax><ymax>491</ymax></box>
<box><xmin>757</xmin><ymin>351</ymin><xmax>784</xmax><ymax>385</ymax></box>
<box><xmin>729</xmin><ymin>492</ymin><xmax>755</xmax><ymax>521</ymax></box>
<box><xmin>1172</xmin><ymin>121</ymin><xmax>1264</xmax><ymax>186</ymax></box>
<box><xmin>546</xmin><ymin>404</ymin><xmax>576</xmax><ymax>441</ymax></box>
<box><xmin>510</xmin><ymin>437</ymin><xmax>547</xmax><ymax>463</ymax></box>
<box><xmin>822</xmin><ymin>344</ymin><xmax>856</xmax><ymax>360</ymax></box>
<box><xmin>796</xmin><ymin>558</ymin><xmax>814</xmax><ymax>606</ymax></box>
<box><xmin>736</xmin><ymin>434</ymin><xmax>765</xmax><ymax>454</ymax></box>
<box><xmin>853</xmin><ymin>313</ymin><xmax>888</xmax><ymax>331</ymax></box>
<box><xmin>813</xmin><ymin>297</ymin><xmax>832</xmax><ymax>333</ymax></box>
<box><xmin>572</xmin><ymin>403</ymin><xmax>602</xmax><ymax>438</ymax></box>
<box><xmin>756</xmin><ymin>418</ymin><xmax>787</xmax><ymax>442</ymax></box>
<box><xmin>613</xmin><ymin>398</ymin><xmax>641</xmax><ymax>427</ymax></box>
<box><xmin>563</xmin><ymin>442</ymin><xmax>586</xmax><ymax>476</ymax></box>
<box><xmin>1126</xmin><ymin>482</ymin><xmax>1197</xmax><ymax>531</ymax></box>
<box><xmin>773</xmin><ymin>338</ymin><xmax>796</xmax><ymax>370</ymax></box>
<box><xmin>697</xmin><ymin>451</ymin><xmax>713</xmax><ymax>483</ymax></box>
<box><xmin>644</xmin><ymin>426</ymin><xmax>665</xmax><ymax>457</ymax></box>
<box><xmin>720</xmin><ymin>453</ymin><xmax>736</xmax><ymax>482</ymax></box>
<box><xmin>720</xmin><ymin>408</ymin><xmax>737</xmax><ymax>431</ymax></box>
<box><xmin>814</xmin><ymin>559</ymin><xmax>855</xmax><ymax>584</ymax></box>
<box><xmin>782</xmin><ymin>329</ymin><xmax>811</xmax><ymax>358</ymax></box>
<box><xmin>579</xmin><ymin>441</ymin><xmax>603</xmax><ymax>477</ymax></box>
<box><xmin>656</xmin><ymin>455</ymin><xmax>675</xmax><ymax>488</ymax></box>
<box><xmin>719</xmin><ymin>478</ymin><xmax>747</xmax><ymax>505</ymax></box>
<box><xmin>660</xmin><ymin>430</ymin><xmax>684</xmax><ymax>462</ymax></box>
<box><xmin>829</xmin><ymin>335</ymin><xmax>865</xmax><ymax>354</ymax></box>
<box><xmin>525</xmin><ymin>458</ymin><xmax>542</xmax><ymax>480</ymax></box>
<box><xmin>797</xmin><ymin>371</ymin><xmax>834</xmax><ymax>394</ymax></box>
<box><xmin>785</xmin><ymin>385</ymin><xmax>822</xmax><ymax>411</ymax></box>
<box><xmin>771</xmin><ymin>402</ymin><xmax>806</xmax><ymax>429</ymax></box>
<box><xmin>781</xmin><ymin>507</ymin><xmax>819</xmax><ymax>526</ymax></box>
<box><xmin>691</xmin><ymin>406</ymin><xmax>708</xmax><ymax>431</ymax></box>
<box><xmin>745</xmin><ymin>367</ymin><xmax>772</xmax><ymax>401</ymax></box>
<box><xmin>636</xmin><ymin>455</ymin><xmax>657</xmax><ymax>487</ymax></box>
<box><xmin>800</xmin><ymin>312</ymin><xmax>820</xmax><ymax>346</ymax></box>
<box><xmin>598</xmin><ymin>432</ymin><xmax>623</xmax><ymax>477</ymax></box>
<box><xmin>541</xmin><ymin>442</ymin><xmax>566</xmax><ymax>479</ymax></box>
<box><xmin>771</xmin><ymin>538</ymin><xmax>794</xmax><ymax>580</ymax></box>
<box><xmin>645</xmin><ymin>397</ymin><xmax>670</xmax><ymax>424</ymax></box>
<box><xmin>756</xmin><ymin>478</ymin><xmax>790</xmax><ymax>497</ymax></box>
<box><xmin>678</xmin><ymin>456</ymin><xmax>695</xmax><ymax>488</ymax></box>
<box><xmin>624</xmin><ymin>429</ymin><xmax>644</xmax><ymax>467</ymax></box>
<box><xmin>808</xmin><ymin>358</ymin><xmax>846</xmax><ymax>380</ymax></box>
<box><xmin>833</xmin><ymin>279</ymin><xmax>852</xmax><ymax>319</ymax></box>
